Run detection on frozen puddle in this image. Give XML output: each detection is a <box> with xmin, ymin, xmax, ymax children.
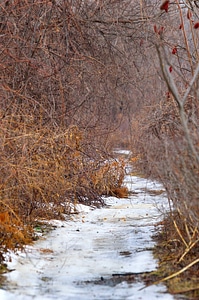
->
<box><xmin>0</xmin><ymin>175</ymin><xmax>174</xmax><ymax>300</ymax></box>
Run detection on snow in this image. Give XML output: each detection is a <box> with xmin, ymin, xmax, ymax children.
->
<box><xmin>0</xmin><ymin>172</ymin><xmax>174</xmax><ymax>300</ymax></box>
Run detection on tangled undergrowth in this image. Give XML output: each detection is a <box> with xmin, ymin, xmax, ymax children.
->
<box><xmin>152</xmin><ymin>211</ymin><xmax>199</xmax><ymax>299</ymax></box>
<box><xmin>131</xmin><ymin>94</ymin><xmax>199</xmax><ymax>298</ymax></box>
<box><xmin>0</xmin><ymin>112</ymin><xmax>127</xmax><ymax>264</ymax></box>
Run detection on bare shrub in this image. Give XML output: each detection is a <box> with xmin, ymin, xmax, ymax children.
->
<box><xmin>0</xmin><ymin>110</ymin><xmax>128</xmax><ymax>262</ymax></box>
<box><xmin>1</xmin><ymin>0</ymin><xmax>173</xmax><ymax>261</ymax></box>
<box><xmin>0</xmin><ymin>0</ymin><xmax>148</xmax><ymax>259</ymax></box>
<box><xmin>131</xmin><ymin>1</ymin><xmax>199</xmax><ymax>286</ymax></box>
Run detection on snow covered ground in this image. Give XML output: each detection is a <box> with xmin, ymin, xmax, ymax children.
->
<box><xmin>0</xmin><ymin>173</ymin><xmax>174</xmax><ymax>300</ymax></box>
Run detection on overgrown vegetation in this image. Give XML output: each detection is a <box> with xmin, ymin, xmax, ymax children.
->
<box><xmin>151</xmin><ymin>211</ymin><xmax>199</xmax><ymax>299</ymax></box>
<box><xmin>132</xmin><ymin>1</ymin><xmax>199</xmax><ymax>297</ymax></box>
<box><xmin>1</xmin><ymin>1</ymin><xmax>199</xmax><ymax>297</ymax></box>
<box><xmin>0</xmin><ymin>0</ymin><xmax>132</xmax><ymax>263</ymax></box>
<box><xmin>0</xmin><ymin>111</ymin><xmax>128</xmax><ymax>262</ymax></box>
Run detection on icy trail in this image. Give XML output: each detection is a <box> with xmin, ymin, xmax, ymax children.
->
<box><xmin>0</xmin><ymin>173</ymin><xmax>174</xmax><ymax>300</ymax></box>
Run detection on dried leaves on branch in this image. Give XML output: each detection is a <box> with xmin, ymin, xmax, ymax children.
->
<box><xmin>0</xmin><ymin>0</ymin><xmax>136</xmax><ymax>262</ymax></box>
<box><xmin>0</xmin><ymin>113</ymin><xmax>127</xmax><ymax>262</ymax></box>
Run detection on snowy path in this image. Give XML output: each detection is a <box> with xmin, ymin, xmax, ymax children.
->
<box><xmin>0</xmin><ymin>175</ymin><xmax>174</xmax><ymax>300</ymax></box>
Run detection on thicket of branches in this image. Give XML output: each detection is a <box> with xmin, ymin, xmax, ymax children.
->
<box><xmin>0</xmin><ymin>0</ymin><xmax>144</xmax><ymax>259</ymax></box>
<box><xmin>135</xmin><ymin>0</ymin><xmax>199</xmax><ymax>229</ymax></box>
<box><xmin>131</xmin><ymin>1</ymin><xmax>199</xmax><ymax>292</ymax></box>
<box><xmin>1</xmin><ymin>1</ymin><xmax>199</xmax><ymax>289</ymax></box>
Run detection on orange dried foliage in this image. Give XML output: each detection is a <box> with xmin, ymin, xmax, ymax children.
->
<box><xmin>90</xmin><ymin>159</ymin><xmax>127</xmax><ymax>197</ymax></box>
<box><xmin>39</xmin><ymin>248</ymin><xmax>54</xmax><ymax>254</ymax></box>
<box><xmin>0</xmin><ymin>212</ymin><xmax>10</xmax><ymax>224</ymax></box>
<box><xmin>0</xmin><ymin>112</ymin><xmax>127</xmax><ymax>260</ymax></box>
<box><xmin>110</xmin><ymin>186</ymin><xmax>128</xmax><ymax>198</ymax></box>
<box><xmin>131</xmin><ymin>155</ymin><xmax>140</xmax><ymax>163</ymax></box>
<box><xmin>0</xmin><ymin>211</ymin><xmax>32</xmax><ymax>257</ymax></box>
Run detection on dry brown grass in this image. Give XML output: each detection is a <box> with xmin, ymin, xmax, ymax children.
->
<box><xmin>152</xmin><ymin>211</ymin><xmax>199</xmax><ymax>299</ymax></box>
<box><xmin>0</xmin><ymin>111</ymin><xmax>127</xmax><ymax>262</ymax></box>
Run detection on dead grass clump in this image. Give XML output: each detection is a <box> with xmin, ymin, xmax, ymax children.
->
<box><xmin>152</xmin><ymin>211</ymin><xmax>199</xmax><ymax>299</ymax></box>
<box><xmin>0</xmin><ymin>112</ymin><xmax>127</xmax><ymax>262</ymax></box>
<box><xmin>0</xmin><ymin>211</ymin><xmax>33</xmax><ymax>262</ymax></box>
<box><xmin>90</xmin><ymin>159</ymin><xmax>127</xmax><ymax>197</ymax></box>
<box><xmin>108</xmin><ymin>186</ymin><xmax>129</xmax><ymax>198</ymax></box>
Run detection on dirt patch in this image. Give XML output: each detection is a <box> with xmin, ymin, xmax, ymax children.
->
<box><xmin>81</xmin><ymin>271</ymin><xmax>158</xmax><ymax>287</ymax></box>
<box><xmin>141</xmin><ymin>188</ymin><xmax>166</xmax><ymax>196</ymax></box>
<box><xmin>119</xmin><ymin>251</ymin><xmax>132</xmax><ymax>257</ymax></box>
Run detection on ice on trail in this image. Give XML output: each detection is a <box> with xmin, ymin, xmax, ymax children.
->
<box><xmin>0</xmin><ymin>173</ymin><xmax>174</xmax><ymax>300</ymax></box>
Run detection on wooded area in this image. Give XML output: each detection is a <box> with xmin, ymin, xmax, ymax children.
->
<box><xmin>0</xmin><ymin>0</ymin><xmax>199</xmax><ymax>296</ymax></box>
